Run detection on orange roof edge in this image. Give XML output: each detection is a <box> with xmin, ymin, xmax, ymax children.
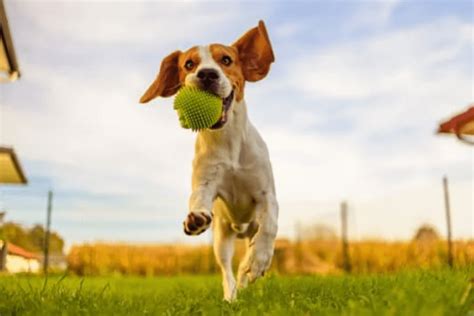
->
<box><xmin>4</xmin><ymin>242</ymin><xmax>40</xmax><ymax>260</ymax></box>
<box><xmin>438</xmin><ymin>106</ymin><xmax>474</xmax><ymax>134</ymax></box>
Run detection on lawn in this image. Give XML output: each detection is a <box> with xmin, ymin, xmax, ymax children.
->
<box><xmin>0</xmin><ymin>268</ymin><xmax>473</xmax><ymax>315</ymax></box>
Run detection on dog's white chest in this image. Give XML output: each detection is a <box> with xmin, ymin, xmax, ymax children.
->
<box><xmin>216</xmin><ymin>167</ymin><xmax>257</xmax><ymax>223</ymax></box>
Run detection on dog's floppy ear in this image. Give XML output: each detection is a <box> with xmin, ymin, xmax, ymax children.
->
<box><xmin>140</xmin><ymin>50</ymin><xmax>182</xmax><ymax>103</ymax></box>
<box><xmin>232</xmin><ymin>20</ymin><xmax>275</xmax><ymax>82</ymax></box>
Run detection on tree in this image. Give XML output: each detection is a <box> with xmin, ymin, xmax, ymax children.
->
<box><xmin>28</xmin><ymin>224</ymin><xmax>45</xmax><ymax>252</ymax></box>
<box><xmin>0</xmin><ymin>222</ymin><xmax>64</xmax><ymax>254</ymax></box>
<box><xmin>413</xmin><ymin>224</ymin><xmax>440</xmax><ymax>243</ymax></box>
<box><xmin>2</xmin><ymin>222</ymin><xmax>32</xmax><ymax>249</ymax></box>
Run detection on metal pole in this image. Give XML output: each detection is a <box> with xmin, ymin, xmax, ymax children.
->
<box><xmin>442</xmin><ymin>176</ymin><xmax>454</xmax><ymax>267</ymax></box>
<box><xmin>43</xmin><ymin>190</ymin><xmax>53</xmax><ymax>275</ymax></box>
<box><xmin>341</xmin><ymin>201</ymin><xmax>351</xmax><ymax>273</ymax></box>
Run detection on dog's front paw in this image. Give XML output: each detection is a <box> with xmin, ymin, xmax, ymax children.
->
<box><xmin>183</xmin><ymin>212</ymin><xmax>212</xmax><ymax>236</ymax></box>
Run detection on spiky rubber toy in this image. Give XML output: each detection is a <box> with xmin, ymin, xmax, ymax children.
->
<box><xmin>173</xmin><ymin>86</ymin><xmax>222</xmax><ymax>131</ymax></box>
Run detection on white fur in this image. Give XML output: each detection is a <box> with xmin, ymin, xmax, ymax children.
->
<box><xmin>185</xmin><ymin>48</ymin><xmax>279</xmax><ymax>301</ymax></box>
<box><xmin>184</xmin><ymin>46</ymin><xmax>233</xmax><ymax>98</ymax></box>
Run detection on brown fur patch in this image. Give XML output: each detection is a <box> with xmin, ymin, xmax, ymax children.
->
<box><xmin>140</xmin><ymin>21</ymin><xmax>273</xmax><ymax>104</ymax></box>
<box><xmin>209</xmin><ymin>44</ymin><xmax>246</xmax><ymax>102</ymax></box>
<box><xmin>177</xmin><ymin>46</ymin><xmax>201</xmax><ymax>83</ymax></box>
<box><xmin>232</xmin><ymin>21</ymin><xmax>275</xmax><ymax>82</ymax></box>
<box><xmin>139</xmin><ymin>50</ymin><xmax>182</xmax><ymax>102</ymax></box>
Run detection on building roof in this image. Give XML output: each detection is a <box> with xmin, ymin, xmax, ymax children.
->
<box><xmin>0</xmin><ymin>0</ymin><xmax>20</xmax><ymax>81</ymax></box>
<box><xmin>0</xmin><ymin>147</ymin><xmax>27</xmax><ymax>184</ymax></box>
<box><xmin>438</xmin><ymin>105</ymin><xmax>474</xmax><ymax>145</ymax></box>
<box><xmin>3</xmin><ymin>242</ymin><xmax>39</xmax><ymax>260</ymax></box>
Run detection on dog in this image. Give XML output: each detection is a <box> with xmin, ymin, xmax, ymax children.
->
<box><xmin>140</xmin><ymin>21</ymin><xmax>278</xmax><ymax>301</ymax></box>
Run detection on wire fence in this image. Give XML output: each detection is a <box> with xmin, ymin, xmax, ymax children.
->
<box><xmin>0</xmin><ymin>176</ymin><xmax>472</xmax><ymax>275</ymax></box>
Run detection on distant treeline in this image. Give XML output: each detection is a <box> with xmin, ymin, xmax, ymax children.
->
<box><xmin>0</xmin><ymin>222</ymin><xmax>64</xmax><ymax>254</ymax></box>
<box><xmin>67</xmin><ymin>239</ymin><xmax>474</xmax><ymax>276</ymax></box>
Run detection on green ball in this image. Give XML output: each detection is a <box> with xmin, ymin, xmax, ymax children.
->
<box><xmin>173</xmin><ymin>86</ymin><xmax>222</xmax><ymax>131</ymax></box>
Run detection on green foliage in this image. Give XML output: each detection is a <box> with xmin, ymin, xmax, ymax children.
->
<box><xmin>0</xmin><ymin>268</ymin><xmax>472</xmax><ymax>315</ymax></box>
<box><xmin>0</xmin><ymin>222</ymin><xmax>64</xmax><ymax>254</ymax></box>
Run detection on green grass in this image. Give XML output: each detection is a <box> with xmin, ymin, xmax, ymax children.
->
<box><xmin>0</xmin><ymin>268</ymin><xmax>473</xmax><ymax>315</ymax></box>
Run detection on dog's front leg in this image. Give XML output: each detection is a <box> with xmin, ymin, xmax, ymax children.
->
<box><xmin>237</xmin><ymin>194</ymin><xmax>278</xmax><ymax>286</ymax></box>
<box><xmin>183</xmin><ymin>173</ymin><xmax>218</xmax><ymax>236</ymax></box>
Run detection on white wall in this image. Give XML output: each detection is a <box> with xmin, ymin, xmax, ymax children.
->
<box><xmin>5</xmin><ymin>255</ymin><xmax>40</xmax><ymax>273</ymax></box>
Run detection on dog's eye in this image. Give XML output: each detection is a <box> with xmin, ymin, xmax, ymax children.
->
<box><xmin>221</xmin><ymin>56</ymin><xmax>232</xmax><ymax>66</ymax></box>
<box><xmin>185</xmin><ymin>60</ymin><xmax>194</xmax><ymax>70</ymax></box>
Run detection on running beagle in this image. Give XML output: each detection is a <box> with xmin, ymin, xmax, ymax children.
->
<box><xmin>140</xmin><ymin>21</ymin><xmax>278</xmax><ymax>301</ymax></box>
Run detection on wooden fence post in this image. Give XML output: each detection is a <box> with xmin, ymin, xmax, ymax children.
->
<box><xmin>341</xmin><ymin>201</ymin><xmax>351</xmax><ymax>273</ymax></box>
<box><xmin>43</xmin><ymin>190</ymin><xmax>53</xmax><ymax>275</ymax></box>
<box><xmin>0</xmin><ymin>240</ymin><xmax>7</xmax><ymax>271</ymax></box>
<box><xmin>443</xmin><ymin>176</ymin><xmax>454</xmax><ymax>267</ymax></box>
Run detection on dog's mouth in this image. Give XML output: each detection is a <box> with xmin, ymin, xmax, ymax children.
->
<box><xmin>210</xmin><ymin>90</ymin><xmax>234</xmax><ymax>130</ymax></box>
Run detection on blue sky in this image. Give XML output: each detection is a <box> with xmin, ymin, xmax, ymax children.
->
<box><xmin>0</xmin><ymin>0</ymin><xmax>472</xmax><ymax>247</ymax></box>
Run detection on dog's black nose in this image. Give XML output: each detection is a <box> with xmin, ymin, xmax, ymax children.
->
<box><xmin>197</xmin><ymin>68</ymin><xmax>219</xmax><ymax>83</ymax></box>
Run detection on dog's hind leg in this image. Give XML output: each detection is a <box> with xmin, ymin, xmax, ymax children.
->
<box><xmin>237</xmin><ymin>195</ymin><xmax>278</xmax><ymax>286</ymax></box>
<box><xmin>236</xmin><ymin>221</ymin><xmax>258</xmax><ymax>289</ymax></box>
<box><xmin>236</xmin><ymin>238</ymin><xmax>251</xmax><ymax>290</ymax></box>
<box><xmin>213</xmin><ymin>215</ymin><xmax>237</xmax><ymax>302</ymax></box>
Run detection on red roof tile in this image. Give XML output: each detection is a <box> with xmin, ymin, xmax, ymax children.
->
<box><xmin>438</xmin><ymin>106</ymin><xmax>474</xmax><ymax>135</ymax></box>
<box><xmin>6</xmin><ymin>242</ymin><xmax>40</xmax><ymax>260</ymax></box>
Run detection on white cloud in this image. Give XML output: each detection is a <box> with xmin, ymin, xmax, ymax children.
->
<box><xmin>7</xmin><ymin>1</ymin><xmax>247</xmax><ymax>47</ymax></box>
<box><xmin>3</xmin><ymin>61</ymin><xmax>193</xmax><ymax>196</ymax></box>
<box><xmin>290</xmin><ymin>18</ymin><xmax>472</xmax><ymax>101</ymax></box>
<box><xmin>273</xmin><ymin>21</ymin><xmax>304</xmax><ymax>39</ymax></box>
<box><xmin>262</xmin><ymin>16</ymin><xmax>473</xmax><ymax>240</ymax></box>
<box><xmin>0</xmin><ymin>2</ymin><xmax>472</xmax><ymax>245</ymax></box>
<box><xmin>277</xmin><ymin>179</ymin><xmax>473</xmax><ymax>241</ymax></box>
<box><xmin>0</xmin><ymin>1</ymin><xmax>272</xmax><ymax>245</ymax></box>
<box><xmin>347</xmin><ymin>0</ymin><xmax>400</xmax><ymax>31</ymax></box>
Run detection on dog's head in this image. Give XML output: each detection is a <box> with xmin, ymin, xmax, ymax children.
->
<box><xmin>139</xmin><ymin>20</ymin><xmax>274</xmax><ymax>130</ymax></box>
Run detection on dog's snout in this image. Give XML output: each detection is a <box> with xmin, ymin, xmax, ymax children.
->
<box><xmin>197</xmin><ymin>68</ymin><xmax>219</xmax><ymax>84</ymax></box>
